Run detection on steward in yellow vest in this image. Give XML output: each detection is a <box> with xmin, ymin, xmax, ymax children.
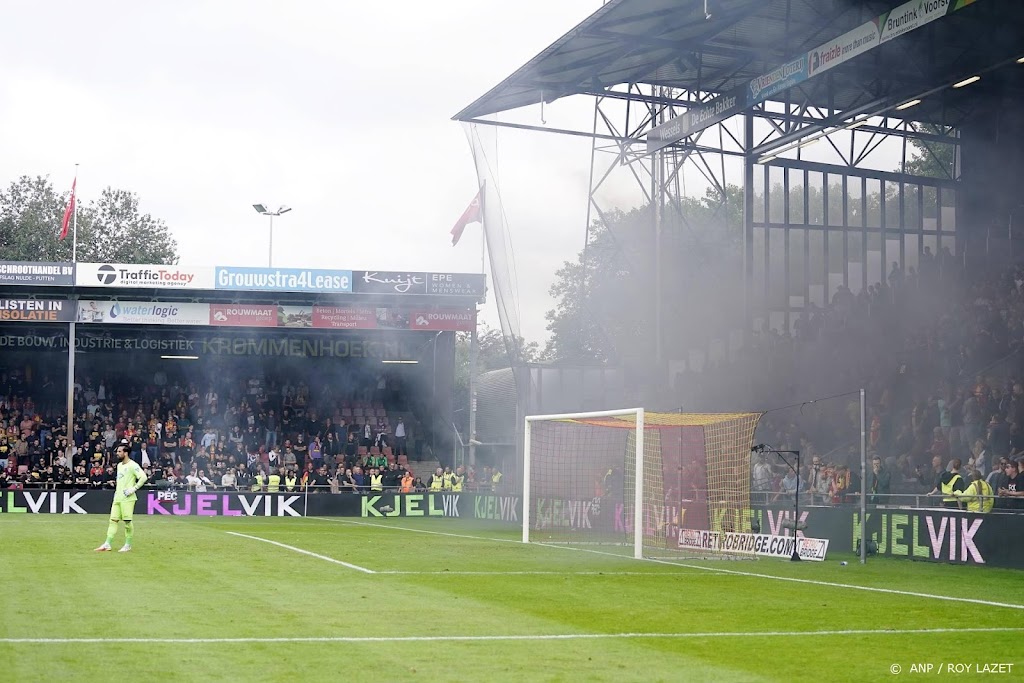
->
<box><xmin>428</xmin><ymin>468</ymin><xmax>444</xmax><ymax>491</ymax></box>
<box><xmin>252</xmin><ymin>472</ymin><xmax>265</xmax><ymax>492</ymax></box>
<box><xmin>267</xmin><ymin>471</ymin><xmax>281</xmax><ymax>493</ymax></box>
<box><xmin>956</xmin><ymin>471</ymin><xmax>994</xmax><ymax>513</ymax></box>
<box><xmin>938</xmin><ymin>460</ymin><xmax>966</xmax><ymax>508</ymax></box>
<box><xmin>451</xmin><ymin>466</ymin><xmax>465</xmax><ymax>493</ymax></box>
<box><xmin>370</xmin><ymin>471</ymin><xmax>383</xmax><ymax>492</ymax></box>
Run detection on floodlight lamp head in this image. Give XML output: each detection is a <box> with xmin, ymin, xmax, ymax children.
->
<box><xmin>253</xmin><ymin>204</ymin><xmax>268</xmax><ymax>214</ymax></box>
<box><xmin>278</xmin><ymin>206</ymin><xmax>292</xmax><ymax>214</ymax></box>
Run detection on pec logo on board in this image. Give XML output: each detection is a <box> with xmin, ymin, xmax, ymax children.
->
<box><xmin>96</xmin><ymin>265</ymin><xmax>117</xmax><ymax>285</ymax></box>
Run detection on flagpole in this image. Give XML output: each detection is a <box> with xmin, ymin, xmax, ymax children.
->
<box><xmin>468</xmin><ymin>181</ymin><xmax>485</xmax><ymax>471</ymax></box>
<box><xmin>71</xmin><ymin>164</ymin><xmax>79</xmax><ymax>263</ymax></box>
<box><xmin>66</xmin><ymin>162</ymin><xmax>79</xmax><ymax>466</ymax></box>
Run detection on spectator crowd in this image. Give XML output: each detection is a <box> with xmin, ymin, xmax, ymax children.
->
<box><xmin>681</xmin><ymin>250</ymin><xmax>1024</xmax><ymax>511</ymax></box>
<box><xmin>0</xmin><ymin>371</ymin><xmax>496</xmax><ymax>495</ymax></box>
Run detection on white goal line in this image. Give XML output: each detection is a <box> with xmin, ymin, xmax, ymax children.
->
<box><xmin>3</xmin><ymin>627</ymin><xmax>1021</xmax><ymax>645</ymax></box>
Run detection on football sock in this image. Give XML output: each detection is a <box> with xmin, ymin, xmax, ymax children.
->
<box><xmin>105</xmin><ymin>521</ymin><xmax>117</xmax><ymax>546</ymax></box>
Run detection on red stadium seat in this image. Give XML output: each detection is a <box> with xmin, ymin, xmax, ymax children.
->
<box><xmin>357</xmin><ymin>446</ymin><xmax>368</xmax><ymax>456</ymax></box>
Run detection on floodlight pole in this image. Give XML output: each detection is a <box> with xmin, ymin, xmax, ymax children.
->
<box><xmin>253</xmin><ymin>205</ymin><xmax>292</xmax><ymax>267</ymax></box>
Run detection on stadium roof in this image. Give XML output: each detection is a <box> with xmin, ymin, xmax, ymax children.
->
<box><xmin>454</xmin><ymin>0</ymin><xmax>1024</xmax><ymax>128</ymax></box>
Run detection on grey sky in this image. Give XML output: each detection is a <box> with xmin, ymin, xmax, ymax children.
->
<box><xmin>0</xmin><ymin>0</ymin><xmax>603</xmax><ymax>343</ymax></box>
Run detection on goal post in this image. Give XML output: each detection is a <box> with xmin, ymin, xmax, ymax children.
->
<box><xmin>523</xmin><ymin>407</ymin><xmax>762</xmax><ymax>560</ymax></box>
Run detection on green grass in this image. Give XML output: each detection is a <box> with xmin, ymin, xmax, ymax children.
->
<box><xmin>1</xmin><ymin>515</ymin><xmax>1021</xmax><ymax>682</ymax></box>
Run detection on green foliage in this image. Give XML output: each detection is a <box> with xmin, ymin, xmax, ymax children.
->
<box><xmin>0</xmin><ymin>175</ymin><xmax>178</xmax><ymax>264</ymax></box>
<box><xmin>544</xmin><ymin>187</ymin><xmax>745</xmax><ymax>365</ymax></box>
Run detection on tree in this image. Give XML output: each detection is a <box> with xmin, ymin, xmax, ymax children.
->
<box><xmin>0</xmin><ymin>176</ymin><xmax>179</xmax><ymax>264</ymax></box>
<box><xmin>901</xmin><ymin>123</ymin><xmax>957</xmax><ymax>181</ymax></box>
<box><xmin>544</xmin><ymin>186</ymin><xmax>745</xmax><ymax>366</ymax></box>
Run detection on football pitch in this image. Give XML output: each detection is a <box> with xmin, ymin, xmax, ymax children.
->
<box><xmin>1</xmin><ymin>515</ymin><xmax>1020</xmax><ymax>682</ymax></box>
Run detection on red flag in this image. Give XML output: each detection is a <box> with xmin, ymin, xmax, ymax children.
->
<box><xmin>450</xmin><ymin>187</ymin><xmax>482</xmax><ymax>246</ymax></box>
<box><xmin>59</xmin><ymin>177</ymin><xmax>76</xmax><ymax>240</ymax></box>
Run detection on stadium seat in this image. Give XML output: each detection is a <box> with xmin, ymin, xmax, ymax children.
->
<box><xmin>397</xmin><ymin>454</ymin><xmax>409</xmax><ymax>467</ymax></box>
<box><xmin>386</xmin><ymin>453</ymin><xmax>396</xmax><ymax>465</ymax></box>
<box><xmin>357</xmin><ymin>446</ymin><xmax>368</xmax><ymax>456</ymax></box>
<box><xmin>383</xmin><ymin>446</ymin><xmax>392</xmax><ymax>457</ymax></box>
<box><xmin>370</xmin><ymin>446</ymin><xmax>380</xmax><ymax>455</ymax></box>
<box><xmin>341</xmin><ymin>408</ymin><xmax>352</xmax><ymax>417</ymax></box>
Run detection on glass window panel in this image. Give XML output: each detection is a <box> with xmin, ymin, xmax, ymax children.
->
<box><xmin>940</xmin><ymin>187</ymin><xmax>956</xmax><ymax>232</ymax></box>
<box><xmin>788</xmin><ymin>169</ymin><xmax>805</xmax><ymax>224</ymax></box>
<box><xmin>828</xmin><ymin>174</ymin><xmax>845</xmax><ymax>226</ymax></box>
<box><xmin>769</xmin><ymin>166</ymin><xmax>785</xmax><ymax>224</ymax></box>
<box><xmin>941</xmin><ymin>235</ymin><xmax>956</xmax><ymax>255</ymax></box>
<box><xmin>769</xmin><ymin>228</ymin><xmax>786</xmax><ymax>306</ymax></box>
<box><xmin>808</xmin><ymin>172</ymin><xmax>824</xmax><ymax>225</ymax></box>
<box><xmin>903</xmin><ymin>184</ymin><xmax>921</xmax><ymax>230</ymax></box>
<box><xmin>847</xmin><ymin>177</ymin><xmax>864</xmax><ymax>228</ymax></box>
<box><xmin>789</xmin><ymin>230</ymin><xmax>806</xmax><ymax>295</ymax></box>
<box><xmin>752</xmin><ymin>227</ymin><xmax>766</xmax><ymax>307</ymax></box>
<box><xmin>828</xmin><ymin>230</ymin><xmax>845</xmax><ymax>273</ymax></box>
<box><xmin>886</xmin><ymin>238</ymin><xmax>902</xmax><ymax>282</ymax></box>
<box><xmin>866</xmin><ymin>178</ymin><xmax>882</xmax><ymax>228</ymax></box>
<box><xmin>847</xmin><ymin>231</ymin><xmax>863</xmax><ymax>264</ymax></box>
<box><xmin>808</xmin><ymin>230</ymin><xmax>825</xmax><ymax>286</ymax></box>
<box><xmin>754</xmin><ymin>166</ymin><xmax>766</xmax><ymax>223</ymax></box>
<box><xmin>884</xmin><ymin>181</ymin><xmax>901</xmax><ymax>230</ymax></box>
<box><xmin>867</xmin><ymin>232</ymin><xmax>883</xmax><ymax>290</ymax></box>
<box><xmin>922</xmin><ymin>185</ymin><xmax>938</xmax><ymax>231</ymax></box>
<box><xmin>904</xmin><ymin>233</ymin><xmax>920</xmax><ymax>274</ymax></box>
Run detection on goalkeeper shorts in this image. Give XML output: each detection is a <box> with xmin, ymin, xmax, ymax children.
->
<box><xmin>110</xmin><ymin>499</ymin><xmax>137</xmax><ymax>522</ymax></box>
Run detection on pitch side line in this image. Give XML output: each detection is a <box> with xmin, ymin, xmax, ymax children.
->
<box><xmin>309</xmin><ymin>518</ymin><xmax>1023</xmax><ymax>610</ymax></box>
<box><xmin>376</xmin><ymin>570</ymin><xmax>701</xmax><ymax>576</ymax></box>
<box><xmin>3</xmin><ymin>627</ymin><xmax>1022</xmax><ymax>645</ymax></box>
<box><xmin>225</xmin><ymin>531</ymin><xmax>375</xmax><ymax>574</ymax></box>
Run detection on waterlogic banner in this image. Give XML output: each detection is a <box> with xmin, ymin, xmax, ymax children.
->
<box><xmin>77</xmin><ymin>300</ymin><xmax>211</xmax><ymax>326</ymax></box>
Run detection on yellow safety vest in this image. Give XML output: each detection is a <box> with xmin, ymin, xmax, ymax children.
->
<box><xmin>267</xmin><ymin>474</ymin><xmax>281</xmax><ymax>493</ymax></box>
<box><xmin>491</xmin><ymin>471</ymin><xmax>502</xmax><ymax>491</ymax></box>
<box><xmin>285</xmin><ymin>475</ymin><xmax>297</xmax><ymax>491</ymax></box>
<box><xmin>442</xmin><ymin>473</ymin><xmax>454</xmax><ymax>490</ymax></box>
<box><xmin>252</xmin><ymin>473</ymin><xmax>264</xmax><ymax>492</ymax></box>
<box><xmin>429</xmin><ymin>475</ymin><xmax>443</xmax><ymax>491</ymax></box>
<box><xmin>958</xmin><ymin>480</ymin><xmax>993</xmax><ymax>513</ymax></box>
<box><xmin>370</xmin><ymin>474</ymin><xmax>383</xmax><ymax>491</ymax></box>
<box><xmin>451</xmin><ymin>474</ymin><xmax>464</xmax><ymax>492</ymax></box>
<box><xmin>940</xmin><ymin>473</ymin><xmax>963</xmax><ymax>503</ymax></box>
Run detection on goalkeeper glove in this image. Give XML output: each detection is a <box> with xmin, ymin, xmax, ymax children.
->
<box><xmin>124</xmin><ymin>487</ymin><xmax>135</xmax><ymax>497</ymax></box>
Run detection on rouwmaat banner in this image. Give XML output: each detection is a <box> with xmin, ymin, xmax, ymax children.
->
<box><xmin>0</xmin><ymin>489</ymin><xmax>523</xmax><ymax>523</ymax></box>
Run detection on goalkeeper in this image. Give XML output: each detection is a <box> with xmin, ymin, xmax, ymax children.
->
<box><xmin>95</xmin><ymin>440</ymin><xmax>148</xmax><ymax>553</ymax></box>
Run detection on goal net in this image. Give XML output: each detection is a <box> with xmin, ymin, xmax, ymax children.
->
<box><xmin>523</xmin><ymin>408</ymin><xmax>762</xmax><ymax>560</ymax></box>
